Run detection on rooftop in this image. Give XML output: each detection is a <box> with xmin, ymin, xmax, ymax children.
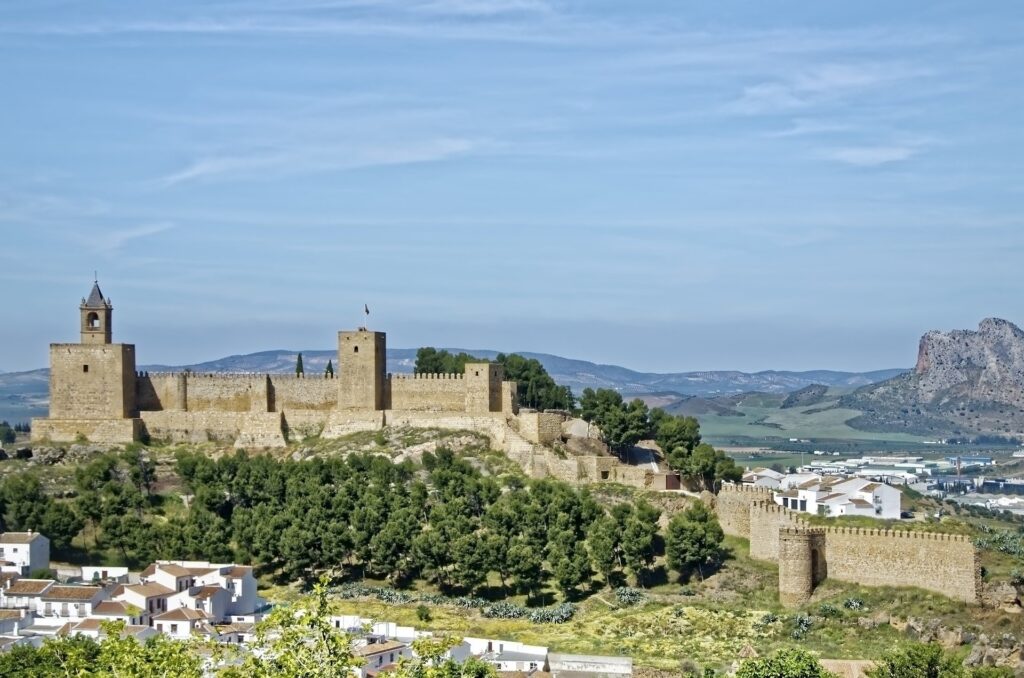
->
<box><xmin>153</xmin><ymin>608</ymin><xmax>209</xmax><ymax>622</ymax></box>
<box><xmin>0</xmin><ymin>532</ymin><xmax>44</xmax><ymax>545</ymax></box>
<box><xmin>42</xmin><ymin>586</ymin><xmax>102</xmax><ymax>602</ymax></box>
<box><xmin>355</xmin><ymin>640</ymin><xmax>407</xmax><ymax>657</ymax></box>
<box><xmin>3</xmin><ymin>579</ymin><xmax>54</xmax><ymax>596</ymax></box>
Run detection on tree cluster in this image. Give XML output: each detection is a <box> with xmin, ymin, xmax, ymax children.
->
<box><xmin>0</xmin><ymin>473</ymin><xmax>83</xmax><ymax>550</ymax></box>
<box><xmin>0</xmin><ymin>420</ymin><xmax>27</xmax><ymax>444</ymax></box>
<box><xmin>577</xmin><ymin>388</ymin><xmax>741</xmax><ymax>492</ymax></box>
<box><xmin>413</xmin><ymin>348</ymin><xmax>574</xmax><ymax>411</ymax></box>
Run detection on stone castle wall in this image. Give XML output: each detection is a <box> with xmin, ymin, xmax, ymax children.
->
<box><xmin>389</xmin><ymin>374</ymin><xmax>467</xmax><ymax>411</ymax></box>
<box><xmin>714</xmin><ymin>484</ymin><xmax>980</xmax><ymax>606</ymax></box>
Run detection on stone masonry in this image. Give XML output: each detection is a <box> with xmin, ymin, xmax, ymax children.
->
<box><xmin>715</xmin><ymin>483</ymin><xmax>980</xmax><ymax>607</ymax></box>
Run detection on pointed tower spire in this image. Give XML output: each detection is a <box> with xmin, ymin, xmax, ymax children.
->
<box><xmin>80</xmin><ymin>279</ymin><xmax>113</xmax><ymax>344</ymax></box>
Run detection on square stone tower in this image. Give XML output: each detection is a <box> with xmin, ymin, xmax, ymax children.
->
<box><xmin>464</xmin><ymin>362</ymin><xmax>504</xmax><ymax>413</ymax></box>
<box><xmin>33</xmin><ymin>282</ymin><xmax>139</xmax><ymax>443</ymax></box>
<box><xmin>337</xmin><ymin>329</ymin><xmax>386</xmax><ymax>410</ymax></box>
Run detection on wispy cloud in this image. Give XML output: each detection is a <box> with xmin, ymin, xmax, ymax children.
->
<box><xmin>826</xmin><ymin>145</ymin><xmax>918</xmax><ymax>167</ymax></box>
<box><xmin>157</xmin><ymin>138</ymin><xmax>477</xmax><ymax>186</ymax></box>
<box><xmin>768</xmin><ymin>118</ymin><xmax>853</xmax><ymax>138</ymax></box>
<box><xmin>92</xmin><ymin>223</ymin><xmax>175</xmax><ymax>253</ymax></box>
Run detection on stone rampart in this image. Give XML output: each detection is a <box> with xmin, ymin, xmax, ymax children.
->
<box><xmin>270</xmin><ymin>375</ymin><xmax>338</xmax><ymax>411</ymax></box>
<box><xmin>823</xmin><ymin>526</ymin><xmax>979</xmax><ymax>604</ymax></box>
<box><xmin>181</xmin><ymin>374</ymin><xmax>268</xmax><ymax>413</ymax></box>
<box><xmin>139</xmin><ymin>411</ymin><xmax>250</xmax><ymax>443</ymax></box>
<box><xmin>517</xmin><ymin>411</ymin><xmax>564</xmax><ymax>445</ymax></box>
<box><xmin>388</xmin><ymin>374</ymin><xmax>467</xmax><ymax>412</ymax></box>
<box><xmin>713</xmin><ymin>484</ymin><xmax>980</xmax><ymax>607</ymax></box>
<box><xmin>715</xmin><ymin>483</ymin><xmax>775</xmax><ymax>538</ymax></box>
<box><xmin>33</xmin><ymin>417</ymin><xmax>142</xmax><ymax>444</ymax></box>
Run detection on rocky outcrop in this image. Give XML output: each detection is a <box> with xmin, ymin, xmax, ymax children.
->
<box><xmin>842</xmin><ymin>319</ymin><xmax>1024</xmax><ymax>437</ymax></box>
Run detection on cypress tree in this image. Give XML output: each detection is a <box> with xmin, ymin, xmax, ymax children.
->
<box><xmin>325</xmin><ymin>359</ymin><xmax>334</xmax><ymax>378</ymax></box>
<box><xmin>296</xmin><ymin>353</ymin><xmax>304</xmax><ymax>377</ymax></box>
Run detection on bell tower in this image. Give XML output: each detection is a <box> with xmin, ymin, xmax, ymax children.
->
<box><xmin>81</xmin><ymin>280</ymin><xmax>113</xmax><ymax>344</ymax></box>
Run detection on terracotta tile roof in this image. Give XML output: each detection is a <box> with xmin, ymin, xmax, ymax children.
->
<box><xmin>153</xmin><ymin>608</ymin><xmax>208</xmax><ymax>622</ymax></box>
<box><xmin>184</xmin><ymin>567</ymin><xmax>216</xmax><ymax>576</ymax></box>
<box><xmin>192</xmin><ymin>586</ymin><xmax>223</xmax><ymax>600</ymax></box>
<box><xmin>3</xmin><ymin>579</ymin><xmax>54</xmax><ymax>595</ymax></box>
<box><xmin>54</xmin><ymin>622</ymin><xmax>75</xmax><ymax>637</ymax></box>
<box><xmin>0</xmin><ymin>532</ymin><xmax>44</xmax><ymax>544</ymax></box>
<box><xmin>820</xmin><ymin>493</ymin><xmax>848</xmax><ymax>502</ymax></box>
<box><xmin>43</xmin><ymin>586</ymin><xmax>102</xmax><ymax>602</ymax></box>
<box><xmin>0</xmin><ymin>573</ymin><xmax>17</xmax><ymax>586</ymax></box>
<box><xmin>140</xmin><ymin>564</ymin><xmax>157</xmax><ymax>578</ymax></box>
<box><xmin>850</xmin><ymin>499</ymin><xmax>873</xmax><ymax>508</ymax></box>
<box><xmin>122</xmin><ymin>625</ymin><xmax>152</xmax><ymax>637</ymax></box>
<box><xmin>226</xmin><ymin>566</ymin><xmax>252</xmax><ymax>578</ymax></box>
<box><xmin>0</xmin><ymin>610</ymin><xmax>23</xmax><ymax>620</ymax></box>
<box><xmin>121</xmin><ymin>583</ymin><xmax>174</xmax><ymax>598</ymax></box>
<box><xmin>861</xmin><ymin>483</ymin><xmax>881</xmax><ymax>491</ymax></box>
<box><xmin>355</xmin><ymin>640</ymin><xmax>407</xmax><ymax>657</ymax></box>
<box><xmin>0</xmin><ymin>637</ymin><xmax>19</xmax><ymax>649</ymax></box>
<box><xmin>93</xmin><ymin>601</ymin><xmax>135</xmax><ymax>617</ymax></box>
<box><xmin>157</xmin><ymin>564</ymin><xmax>192</xmax><ymax>577</ymax></box>
<box><xmin>72</xmin><ymin>618</ymin><xmax>104</xmax><ymax>631</ymax></box>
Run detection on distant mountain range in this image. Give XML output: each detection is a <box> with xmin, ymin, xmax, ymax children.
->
<box><xmin>0</xmin><ymin>348</ymin><xmax>907</xmax><ymax>425</ymax></box>
<box><xmin>142</xmin><ymin>347</ymin><xmax>907</xmax><ymax>396</ymax></box>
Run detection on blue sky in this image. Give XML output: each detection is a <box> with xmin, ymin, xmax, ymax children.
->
<box><xmin>2</xmin><ymin>1</ymin><xmax>1022</xmax><ymax>373</ymax></box>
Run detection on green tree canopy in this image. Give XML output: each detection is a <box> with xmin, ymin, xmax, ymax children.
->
<box><xmin>665</xmin><ymin>500</ymin><xmax>724</xmax><ymax>580</ymax></box>
<box><xmin>736</xmin><ymin>648</ymin><xmax>836</xmax><ymax>678</ymax></box>
<box><xmin>578</xmin><ymin>388</ymin><xmax>654</xmax><ymax>454</ymax></box>
<box><xmin>866</xmin><ymin>642</ymin><xmax>1013</xmax><ymax>678</ymax></box>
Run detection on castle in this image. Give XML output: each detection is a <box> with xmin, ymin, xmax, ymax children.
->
<box><xmin>32</xmin><ymin>283</ymin><xmax>526</xmax><ymax>448</ymax></box>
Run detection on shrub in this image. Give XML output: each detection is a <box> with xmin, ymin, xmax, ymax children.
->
<box><xmin>844</xmin><ymin>597</ymin><xmax>865</xmax><ymax>611</ymax></box>
<box><xmin>791</xmin><ymin>613</ymin><xmax>813</xmax><ymax>639</ymax></box>
<box><xmin>818</xmin><ymin>603</ymin><xmax>841</xmax><ymax>618</ymax></box>
<box><xmin>615</xmin><ymin>587</ymin><xmax>647</xmax><ymax>606</ymax></box>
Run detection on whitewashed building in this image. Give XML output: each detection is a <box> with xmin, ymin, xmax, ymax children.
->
<box><xmin>0</xmin><ymin>533</ymin><xmax>50</xmax><ymax>576</ymax></box>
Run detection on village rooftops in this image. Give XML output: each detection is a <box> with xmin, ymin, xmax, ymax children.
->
<box><xmin>92</xmin><ymin>601</ymin><xmax>136</xmax><ymax>617</ymax></box>
<box><xmin>42</xmin><ymin>586</ymin><xmax>102</xmax><ymax>602</ymax></box>
<box><xmin>355</xmin><ymin>639</ymin><xmax>407</xmax><ymax>657</ymax></box>
<box><xmin>192</xmin><ymin>586</ymin><xmax>222</xmax><ymax>600</ymax></box>
<box><xmin>0</xmin><ymin>532</ymin><xmax>45</xmax><ymax>544</ymax></box>
<box><xmin>152</xmin><ymin>608</ymin><xmax>209</xmax><ymax>622</ymax></box>
<box><xmin>4</xmin><ymin>579</ymin><xmax>54</xmax><ymax>596</ymax></box>
<box><xmin>118</xmin><ymin>582</ymin><xmax>174</xmax><ymax>598</ymax></box>
<box><xmin>156</xmin><ymin>563</ymin><xmax>192</xmax><ymax>577</ymax></box>
<box><xmin>0</xmin><ymin>610</ymin><xmax>23</xmax><ymax>620</ymax></box>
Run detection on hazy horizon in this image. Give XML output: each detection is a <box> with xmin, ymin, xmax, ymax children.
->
<box><xmin>3</xmin><ymin>1</ymin><xmax>1021</xmax><ymax>372</ymax></box>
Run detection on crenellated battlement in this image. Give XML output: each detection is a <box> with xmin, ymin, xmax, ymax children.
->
<box><xmin>822</xmin><ymin>526</ymin><xmax>972</xmax><ymax>542</ymax></box>
<box><xmin>390</xmin><ymin>372</ymin><xmax>465</xmax><ymax>381</ymax></box>
<box><xmin>720</xmin><ymin>482</ymin><xmax>774</xmax><ymax>496</ymax></box>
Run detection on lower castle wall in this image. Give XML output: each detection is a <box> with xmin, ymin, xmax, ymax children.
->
<box><xmin>32</xmin><ymin>418</ymin><xmax>140</xmax><ymax>444</ymax></box>
<box><xmin>517</xmin><ymin>412</ymin><xmax>564</xmax><ymax>445</ymax></box>
<box><xmin>139</xmin><ymin>411</ymin><xmax>249</xmax><ymax>443</ymax></box>
<box><xmin>714</xmin><ymin>484</ymin><xmax>980</xmax><ymax>606</ymax></box>
<box><xmin>823</xmin><ymin>528</ymin><xmax>979</xmax><ymax>604</ymax></box>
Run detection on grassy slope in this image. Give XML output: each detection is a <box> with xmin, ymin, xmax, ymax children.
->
<box><xmin>699</xmin><ymin>396</ymin><xmax>928</xmax><ymax>443</ymax></box>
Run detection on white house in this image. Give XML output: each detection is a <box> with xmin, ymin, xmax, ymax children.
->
<box><xmin>0</xmin><ymin>532</ymin><xmax>50</xmax><ymax>576</ymax></box>
<box><xmin>37</xmin><ymin>586</ymin><xmax>106</xmax><ymax>626</ymax></box>
<box><xmin>548</xmin><ymin>653</ymin><xmax>633</xmax><ymax>677</ymax></box>
<box><xmin>112</xmin><ymin>582</ymin><xmax>174</xmax><ymax>623</ymax></box>
<box><xmin>774</xmin><ymin>475</ymin><xmax>903</xmax><ymax>520</ymax></box>
<box><xmin>0</xmin><ymin>579</ymin><xmax>54</xmax><ymax>611</ymax></box>
<box><xmin>151</xmin><ymin>607</ymin><xmax>211</xmax><ymax>639</ymax></box>
<box><xmin>81</xmin><ymin>566</ymin><xmax>130</xmax><ymax>584</ymax></box>
<box><xmin>144</xmin><ymin>562</ymin><xmax>264</xmax><ymax>620</ymax></box>
<box><xmin>741</xmin><ymin>467</ymin><xmax>785</xmax><ymax>489</ymax></box>
<box><xmin>464</xmin><ymin>637</ymin><xmax>548</xmax><ymax>673</ymax></box>
<box><xmin>353</xmin><ymin>637</ymin><xmax>413</xmax><ymax>677</ymax></box>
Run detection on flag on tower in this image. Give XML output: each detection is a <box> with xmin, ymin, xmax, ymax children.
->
<box><xmin>364</xmin><ymin>304</ymin><xmax>370</xmax><ymax>316</ymax></box>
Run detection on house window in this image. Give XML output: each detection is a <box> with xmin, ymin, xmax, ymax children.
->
<box><xmin>378</xmin><ymin>656</ymin><xmax>383</xmax><ymax>666</ymax></box>
<box><xmin>354</xmin><ymin>346</ymin><xmax>359</xmax><ymax>353</ymax></box>
<box><xmin>171</xmin><ymin>624</ymin><xmax>178</xmax><ymax>633</ymax></box>
<box><xmin>83</xmin><ymin>365</ymin><xmax>89</xmax><ymax>373</ymax></box>
<box><xmin>799</xmin><ymin>500</ymin><xmax>807</xmax><ymax>511</ymax></box>
<box><xmin>600</xmin><ymin>471</ymin><xmax>609</xmax><ymax>480</ymax></box>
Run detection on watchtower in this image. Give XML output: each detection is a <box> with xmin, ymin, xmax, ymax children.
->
<box><xmin>80</xmin><ymin>282</ymin><xmax>112</xmax><ymax>344</ymax></box>
<box><xmin>338</xmin><ymin>329</ymin><xmax>386</xmax><ymax>410</ymax></box>
<box><xmin>778</xmin><ymin>527</ymin><xmax>827</xmax><ymax>607</ymax></box>
<box><xmin>464</xmin><ymin>362</ymin><xmax>504</xmax><ymax>413</ymax></box>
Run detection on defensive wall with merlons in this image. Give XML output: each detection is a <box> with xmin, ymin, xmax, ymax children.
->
<box><xmin>714</xmin><ymin>483</ymin><xmax>980</xmax><ymax>607</ymax></box>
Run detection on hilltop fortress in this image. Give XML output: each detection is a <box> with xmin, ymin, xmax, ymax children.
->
<box><xmin>32</xmin><ymin>283</ymin><xmax>525</xmax><ymax>448</ymax></box>
<box><xmin>30</xmin><ymin>285</ymin><xmax>674</xmax><ymax>490</ymax></box>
